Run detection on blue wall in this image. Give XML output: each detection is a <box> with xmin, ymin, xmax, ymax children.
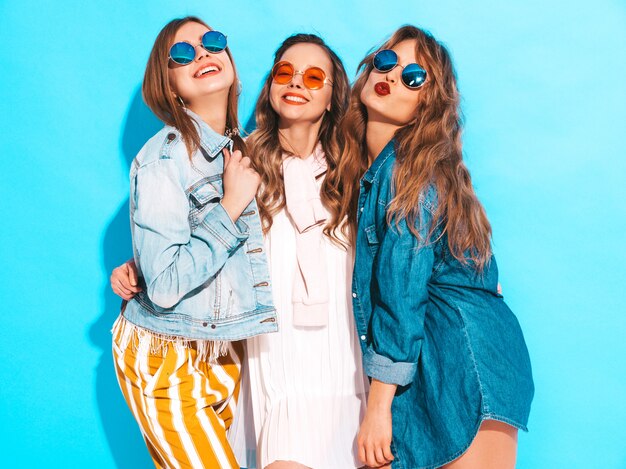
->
<box><xmin>1</xmin><ymin>1</ymin><xmax>624</xmax><ymax>467</ymax></box>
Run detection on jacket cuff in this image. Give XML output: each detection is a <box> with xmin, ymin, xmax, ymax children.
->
<box><xmin>198</xmin><ymin>203</ymin><xmax>250</xmax><ymax>252</ymax></box>
<box><xmin>363</xmin><ymin>346</ymin><xmax>417</xmax><ymax>386</ymax></box>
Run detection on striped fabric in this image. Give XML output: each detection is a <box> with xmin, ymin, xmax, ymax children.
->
<box><xmin>112</xmin><ymin>316</ymin><xmax>242</xmax><ymax>469</ymax></box>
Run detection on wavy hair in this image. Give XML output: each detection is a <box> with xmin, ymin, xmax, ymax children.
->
<box><xmin>142</xmin><ymin>16</ymin><xmax>245</xmax><ymax>157</ymax></box>
<box><xmin>329</xmin><ymin>25</ymin><xmax>492</xmax><ymax>270</ymax></box>
<box><xmin>247</xmin><ymin>34</ymin><xmax>350</xmax><ymax>245</ymax></box>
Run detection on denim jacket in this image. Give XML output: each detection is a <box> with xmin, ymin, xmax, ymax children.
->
<box><xmin>123</xmin><ymin>111</ymin><xmax>277</xmax><ymax>341</ymax></box>
<box><xmin>352</xmin><ymin>140</ymin><xmax>533</xmax><ymax>468</ymax></box>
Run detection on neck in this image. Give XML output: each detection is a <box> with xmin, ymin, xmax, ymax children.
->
<box><xmin>187</xmin><ymin>91</ymin><xmax>230</xmax><ymax>135</ymax></box>
<box><xmin>366</xmin><ymin>119</ymin><xmax>400</xmax><ymax>164</ymax></box>
<box><xmin>278</xmin><ymin>118</ymin><xmax>323</xmax><ymax>158</ymax></box>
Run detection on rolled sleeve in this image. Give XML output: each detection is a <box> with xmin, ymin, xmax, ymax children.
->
<box><xmin>363</xmin><ymin>346</ymin><xmax>418</xmax><ymax>386</ymax></box>
<box><xmin>195</xmin><ymin>202</ymin><xmax>250</xmax><ymax>252</ymax></box>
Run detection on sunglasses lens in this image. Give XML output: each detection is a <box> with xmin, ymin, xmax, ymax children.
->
<box><xmin>402</xmin><ymin>63</ymin><xmax>427</xmax><ymax>88</ymax></box>
<box><xmin>303</xmin><ymin>67</ymin><xmax>326</xmax><ymax>90</ymax></box>
<box><xmin>169</xmin><ymin>42</ymin><xmax>196</xmax><ymax>65</ymax></box>
<box><xmin>373</xmin><ymin>49</ymin><xmax>397</xmax><ymax>72</ymax></box>
<box><xmin>202</xmin><ymin>31</ymin><xmax>227</xmax><ymax>53</ymax></box>
<box><xmin>272</xmin><ymin>62</ymin><xmax>294</xmax><ymax>84</ymax></box>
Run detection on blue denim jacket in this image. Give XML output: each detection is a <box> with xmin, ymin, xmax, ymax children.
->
<box><xmin>352</xmin><ymin>140</ymin><xmax>533</xmax><ymax>468</ymax></box>
<box><xmin>123</xmin><ymin>111</ymin><xmax>277</xmax><ymax>341</ymax></box>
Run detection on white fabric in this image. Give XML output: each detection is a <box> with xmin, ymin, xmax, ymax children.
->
<box><xmin>229</xmin><ymin>190</ymin><xmax>369</xmax><ymax>468</ymax></box>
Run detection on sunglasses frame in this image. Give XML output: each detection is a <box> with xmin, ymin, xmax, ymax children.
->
<box><xmin>372</xmin><ymin>49</ymin><xmax>428</xmax><ymax>89</ymax></box>
<box><xmin>168</xmin><ymin>31</ymin><xmax>228</xmax><ymax>65</ymax></box>
<box><xmin>271</xmin><ymin>61</ymin><xmax>333</xmax><ymax>90</ymax></box>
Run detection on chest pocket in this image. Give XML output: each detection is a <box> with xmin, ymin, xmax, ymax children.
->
<box><xmin>188</xmin><ymin>177</ymin><xmax>222</xmax><ymax>230</ymax></box>
<box><xmin>365</xmin><ymin>224</ymin><xmax>380</xmax><ymax>256</ymax></box>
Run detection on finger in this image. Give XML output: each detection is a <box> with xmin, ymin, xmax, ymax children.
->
<box><xmin>357</xmin><ymin>442</ymin><xmax>367</xmax><ymax>465</ymax></box>
<box><xmin>127</xmin><ymin>262</ymin><xmax>138</xmax><ymax>287</ymax></box>
<box><xmin>223</xmin><ymin>147</ymin><xmax>231</xmax><ymax>168</ymax></box>
<box><xmin>382</xmin><ymin>444</ymin><xmax>394</xmax><ymax>462</ymax></box>
<box><xmin>375</xmin><ymin>447</ymin><xmax>386</xmax><ymax>466</ymax></box>
<box><xmin>230</xmin><ymin>149</ymin><xmax>243</xmax><ymax>163</ymax></box>
<box><xmin>241</xmin><ymin>156</ymin><xmax>252</xmax><ymax>168</ymax></box>
<box><xmin>365</xmin><ymin>445</ymin><xmax>378</xmax><ymax>468</ymax></box>
<box><xmin>115</xmin><ymin>280</ymin><xmax>133</xmax><ymax>297</ymax></box>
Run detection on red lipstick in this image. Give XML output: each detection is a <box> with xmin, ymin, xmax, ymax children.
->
<box><xmin>374</xmin><ymin>82</ymin><xmax>390</xmax><ymax>96</ymax></box>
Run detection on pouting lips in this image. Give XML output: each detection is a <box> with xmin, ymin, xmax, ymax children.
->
<box><xmin>374</xmin><ymin>82</ymin><xmax>390</xmax><ymax>96</ymax></box>
<box><xmin>194</xmin><ymin>65</ymin><xmax>220</xmax><ymax>78</ymax></box>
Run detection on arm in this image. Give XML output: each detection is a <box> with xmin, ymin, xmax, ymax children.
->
<box><xmin>358</xmin><ymin>203</ymin><xmax>434</xmax><ymax>467</ymax></box>
<box><xmin>132</xmin><ymin>157</ymin><xmax>252</xmax><ymax>309</ymax></box>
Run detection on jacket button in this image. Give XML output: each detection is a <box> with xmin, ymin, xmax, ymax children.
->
<box><xmin>211</xmin><ymin>324</ymin><xmax>217</xmax><ymax>329</ymax></box>
<box><xmin>202</xmin><ymin>322</ymin><xmax>208</xmax><ymax>327</ymax></box>
<box><xmin>352</xmin><ymin>292</ymin><xmax>357</xmax><ymax>298</ymax></box>
<box><xmin>360</xmin><ymin>335</ymin><xmax>366</xmax><ymax>341</ymax></box>
<box><xmin>167</xmin><ymin>133</ymin><xmax>176</xmax><ymax>141</ymax></box>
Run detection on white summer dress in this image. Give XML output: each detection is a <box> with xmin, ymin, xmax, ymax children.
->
<box><xmin>229</xmin><ymin>150</ymin><xmax>369</xmax><ymax>469</ymax></box>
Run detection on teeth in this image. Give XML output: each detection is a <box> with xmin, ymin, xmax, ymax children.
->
<box><xmin>195</xmin><ymin>66</ymin><xmax>219</xmax><ymax>77</ymax></box>
<box><xmin>284</xmin><ymin>95</ymin><xmax>307</xmax><ymax>103</ymax></box>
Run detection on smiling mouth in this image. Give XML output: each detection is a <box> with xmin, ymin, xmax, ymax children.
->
<box><xmin>194</xmin><ymin>65</ymin><xmax>220</xmax><ymax>78</ymax></box>
<box><xmin>282</xmin><ymin>94</ymin><xmax>308</xmax><ymax>105</ymax></box>
<box><xmin>374</xmin><ymin>82</ymin><xmax>390</xmax><ymax>96</ymax></box>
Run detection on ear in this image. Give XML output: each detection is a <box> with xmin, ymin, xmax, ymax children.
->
<box><xmin>326</xmin><ymin>103</ymin><xmax>331</xmax><ymax>112</ymax></box>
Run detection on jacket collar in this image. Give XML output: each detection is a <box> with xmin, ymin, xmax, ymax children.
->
<box><xmin>185</xmin><ymin>109</ymin><xmax>232</xmax><ymax>157</ymax></box>
<box><xmin>362</xmin><ymin>139</ymin><xmax>396</xmax><ymax>184</ymax></box>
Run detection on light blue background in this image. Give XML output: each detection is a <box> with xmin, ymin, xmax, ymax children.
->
<box><xmin>1</xmin><ymin>1</ymin><xmax>624</xmax><ymax>467</ymax></box>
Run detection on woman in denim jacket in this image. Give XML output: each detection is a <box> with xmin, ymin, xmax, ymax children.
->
<box><xmin>111</xmin><ymin>17</ymin><xmax>276</xmax><ymax>468</ymax></box>
<box><xmin>329</xmin><ymin>26</ymin><xmax>534</xmax><ymax>468</ymax></box>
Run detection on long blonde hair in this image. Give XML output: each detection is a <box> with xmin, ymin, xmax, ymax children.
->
<box><xmin>247</xmin><ymin>34</ymin><xmax>350</xmax><ymax>245</ymax></box>
<box><xmin>329</xmin><ymin>25</ymin><xmax>492</xmax><ymax>270</ymax></box>
<box><xmin>142</xmin><ymin>16</ymin><xmax>245</xmax><ymax>156</ymax></box>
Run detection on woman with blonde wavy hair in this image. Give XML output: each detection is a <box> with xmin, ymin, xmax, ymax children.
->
<box><xmin>231</xmin><ymin>33</ymin><xmax>368</xmax><ymax>469</ymax></box>
<box><xmin>329</xmin><ymin>25</ymin><xmax>534</xmax><ymax>468</ymax></box>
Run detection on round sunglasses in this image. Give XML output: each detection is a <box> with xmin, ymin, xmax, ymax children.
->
<box><xmin>169</xmin><ymin>31</ymin><xmax>227</xmax><ymax>65</ymax></box>
<box><xmin>373</xmin><ymin>49</ymin><xmax>427</xmax><ymax>89</ymax></box>
<box><xmin>271</xmin><ymin>61</ymin><xmax>333</xmax><ymax>90</ymax></box>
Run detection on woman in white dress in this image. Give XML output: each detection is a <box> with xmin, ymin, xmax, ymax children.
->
<box><xmin>231</xmin><ymin>34</ymin><xmax>369</xmax><ymax>469</ymax></box>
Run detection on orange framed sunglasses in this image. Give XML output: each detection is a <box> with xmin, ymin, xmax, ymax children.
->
<box><xmin>271</xmin><ymin>61</ymin><xmax>333</xmax><ymax>90</ymax></box>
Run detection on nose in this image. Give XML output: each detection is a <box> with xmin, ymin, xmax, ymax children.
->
<box><xmin>385</xmin><ymin>67</ymin><xmax>400</xmax><ymax>84</ymax></box>
<box><xmin>288</xmin><ymin>71</ymin><xmax>305</xmax><ymax>89</ymax></box>
<box><xmin>194</xmin><ymin>44</ymin><xmax>210</xmax><ymax>61</ymax></box>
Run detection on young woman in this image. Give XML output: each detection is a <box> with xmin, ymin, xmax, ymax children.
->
<box><xmin>231</xmin><ymin>34</ymin><xmax>368</xmax><ymax>469</ymax></box>
<box><xmin>330</xmin><ymin>26</ymin><xmax>534</xmax><ymax>469</ymax></box>
<box><xmin>111</xmin><ymin>17</ymin><xmax>277</xmax><ymax>469</ymax></box>
<box><xmin>112</xmin><ymin>33</ymin><xmax>369</xmax><ymax>469</ymax></box>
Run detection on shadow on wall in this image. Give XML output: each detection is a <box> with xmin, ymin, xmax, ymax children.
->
<box><xmin>89</xmin><ymin>87</ymin><xmax>162</xmax><ymax>468</ymax></box>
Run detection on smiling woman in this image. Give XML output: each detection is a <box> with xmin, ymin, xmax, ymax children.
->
<box><xmin>110</xmin><ymin>16</ymin><xmax>277</xmax><ymax>469</ymax></box>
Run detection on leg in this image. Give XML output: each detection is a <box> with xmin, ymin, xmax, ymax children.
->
<box><xmin>112</xmin><ymin>320</ymin><xmax>241</xmax><ymax>468</ymax></box>
<box><xmin>265</xmin><ymin>461</ymin><xmax>311</xmax><ymax>469</ymax></box>
<box><xmin>441</xmin><ymin>420</ymin><xmax>518</xmax><ymax>469</ymax></box>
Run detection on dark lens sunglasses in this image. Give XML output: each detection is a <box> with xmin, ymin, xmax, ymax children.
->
<box><xmin>373</xmin><ymin>49</ymin><xmax>427</xmax><ymax>89</ymax></box>
<box><xmin>169</xmin><ymin>31</ymin><xmax>227</xmax><ymax>65</ymax></box>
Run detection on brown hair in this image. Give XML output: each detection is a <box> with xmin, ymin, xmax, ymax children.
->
<box><xmin>246</xmin><ymin>34</ymin><xmax>350</xmax><ymax>245</ymax></box>
<box><xmin>142</xmin><ymin>16</ymin><xmax>245</xmax><ymax>156</ymax></box>
<box><xmin>329</xmin><ymin>25</ymin><xmax>493</xmax><ymax>270</ymax></box>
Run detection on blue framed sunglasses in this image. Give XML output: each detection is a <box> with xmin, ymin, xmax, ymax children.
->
<box><xmin>373</xmin><ymin>49</ymin><xmax>427</xmax><ymax>89</ymax></box>
<box><xmin>169</xmin><ymin>31</ymin><xmax>227</xmax><ymax>65</ymax></box>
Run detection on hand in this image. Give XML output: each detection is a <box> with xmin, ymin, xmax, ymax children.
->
<box><xmin>358</xmin><ymin>405</ymin><xmax>394</xmax><ymax>468</ymax></box>
<box><xmin>221</xmin><ymin>148</ymin><xmax>261</xmax><ymax>222</ymax></box>
<box><xmin>110</xmin><ymin>259</ymin><xmax>141</xmax><ymax>300</ymax></box>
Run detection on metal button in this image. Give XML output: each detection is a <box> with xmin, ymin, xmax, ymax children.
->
<box><xmin>167</xmin><ymin>133</ymin><xmax>176</xmax><ymax>141</ymax></box>
<box><xmin>360</xmin><ymin>335</ymin><xmax>366</xmax><ymax>341</ymax></box>
<box><xmin>352</xmin><ymin>292</ymin><xmax>357</xmax><ymax>298</ymax></box>
<box><xmin>211</xmin><ymin>324</ymin><xmax>216</xmax><ymax>329</ymax></box>
<box><xmin>202</xmin><ymin>322</ymin><xmax>208</xmax><ymax>327</ymax></box>
<box><xmin>360</xmin><ymin>207</ymin><xmax>363</xmax><ymax>212</ymax></box>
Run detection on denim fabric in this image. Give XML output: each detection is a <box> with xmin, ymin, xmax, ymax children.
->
<box><xmin>123</xmin><ymin>110</ymin><xmax>277</xmax><ymax>341</ymax></box>
<box><xmin>352</xmin><ymin>140</ymin><xmax>534</xmax><ymax>468</ymax></box>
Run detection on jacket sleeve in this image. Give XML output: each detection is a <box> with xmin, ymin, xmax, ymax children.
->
<box><xmin>363</xmin><ymin>203</ymin><xmax>434</xmax><ymax>387</ymax></box>
<box><xmin>132</xmin><ymin>158</ymin><xmax>249</xmax><ymax>308</ymax></box>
